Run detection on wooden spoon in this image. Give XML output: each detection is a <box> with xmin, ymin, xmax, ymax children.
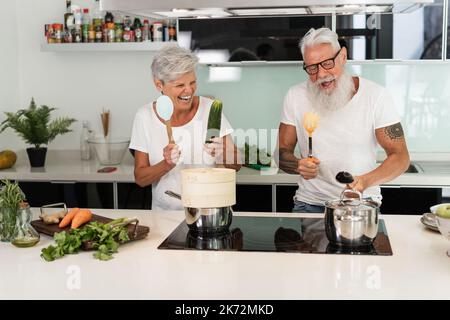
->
<box><xmin>156</xmin><ymin>95</ymin><xmax>175</xmax><ymax>144</ymax></box>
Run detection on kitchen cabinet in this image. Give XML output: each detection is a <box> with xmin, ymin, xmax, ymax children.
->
<box><xmin>233</xmin><ymin>184</ymin><xmax>272</xmax><ymax>212</ymax></box>
<box><xmin>276</xmin><ymin>185</ymin><xmax>298</xmax><ymax>212</ymax></box>
<box><xmin>380</xmin><ymin>187</ymin><xmax>442</xmax><ymax>215</ymax></box>
<box><xmin>18</xmin><ymin>182</ymin><xmax>114</xmax><ymax>209</ymax></box>
<box><xmin>117</xmin><ymin>183</ymin><xmax>152</xmax><ymax>210</ymax></box>
<box><xmin>18</xmin><ymin>181</ymin><xmax>152</xmax><ymax>210</ymax></box>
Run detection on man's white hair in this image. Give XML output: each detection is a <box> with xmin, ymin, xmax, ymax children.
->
<box><xmin>299</xmin><ymin>27</ymin><xmax>341</xmax><ymax>57</ymax></box>
<box><xmin>151</xmin><ymin>45</ymin><xmax>199</xmax><ymax>83</ymax></box>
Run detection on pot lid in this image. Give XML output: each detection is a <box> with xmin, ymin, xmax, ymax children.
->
<box><xmin>325</xmin><ymin>189</ymin><xmax>380</xmax><ymax>210</ymax></box>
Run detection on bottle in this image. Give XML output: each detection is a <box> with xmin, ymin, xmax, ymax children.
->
<box><xmin>133</xmin><ymin>18</ymin><xmax>142</xmax><ymax>42</ymax></box>
<box><xmin>163</xmin><ymin>20</ymin><xmax>168</xmax><ymax>41</ymax></box>
<box><xmin>11</xmin><ymin>202</ymin><xmax>40</xmax><ymax>248</ymax></box>
<box><xmin>73</xmin><ymin>7</ymin><xmax>83</xmax><ymax>43</ymax></box>
<box><xmin>64</xmin><ymin>0</ymin><xmax>74</xmax><ymax>30</ymax></box>
<box><xmin>92</xmin><ymin>0</ymin><xmax>103</xmax><ymax>41</ymax></box>
<box><xmin>104</xmin><ymin>11</ymin><xmax>114</xmax><ymax>24</ymax></box>
<box><xmin>80</xmin><ymin>121</ymin><xmax>91</xmax><ymax>160</ymax></box>
<box><xmin>82</xmin><ymin>8</ymin><xmax>90</xmax><ymax>43</ymax></box>
<box><xmin>153</xmin><ymin>21</ymin><xmax>163</xmax><ymax>42</ymax></box>
<box><xmin>142</xmin><ymin>19</ymin><xmax>149</xmax><ymax>41</ymax></box>
<box><xmin>123</xmin><ymin>15</ymin><xmax>132</xmax><ymax>42</ymax></box>
<box><xmin>168</xmin><ymin>20</ymin><xmax>177</xmax><ymax>41</ymax></box>
<box><xmin>115</xmin><ymin>16</ymin><xmax>124</xmax><ymax>42</ymax></box>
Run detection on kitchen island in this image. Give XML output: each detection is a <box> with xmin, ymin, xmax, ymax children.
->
<box><xmin>1</xmin><ymin>209</ymin><xmax>449</xmax><ymax>300</ymax></box>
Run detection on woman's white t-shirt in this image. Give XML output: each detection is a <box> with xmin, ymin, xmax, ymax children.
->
<box><xmin>280</xmin><ymin>77</ymin><xmax>401</xmax><ymax>206</ymax></box>
<box><xmin>130</xmin><ymin>96</ymin><xmax>233</xmax><ymax>211</ymax></box>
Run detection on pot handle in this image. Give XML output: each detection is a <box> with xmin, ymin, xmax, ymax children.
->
<box><xmin>165</xmin><ymin>190</ymin><xmax>181</xmax><ymax>200</ymax></box>
<box><xmin>340</xmin><ymin>188</ymin><xmax>362</xmax><ymax>204</ymax></box>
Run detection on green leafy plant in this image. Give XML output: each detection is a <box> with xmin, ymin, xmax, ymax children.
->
<box><xmin>0</xmin><ymin>179</ymin><xmax>25</xmax><ymax>210</ymax></box>
<box><xmin>41</xmin><ymin>218</ymin><xmax>131</xmax><ymax>262</ymax></box>
<box><xmin>0</xmin><ymin>180</ymin><xmax>26</xmax><ymax>240</ymax></box>
<box><xmin>0</xmin><ymin>98</ymin><xmax>76</xmax><ymax>148</ymax></box>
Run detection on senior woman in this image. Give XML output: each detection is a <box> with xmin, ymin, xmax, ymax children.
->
<box><xmin>129</xmin><ymin>45</ymin><xmax>241</xmax><ymax>211</ymax></box>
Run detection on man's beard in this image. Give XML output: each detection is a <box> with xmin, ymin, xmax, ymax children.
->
<box><xmin>306</xmin><ymin>72</ymin><xmax>355</xmax><ymax>115</ymax></box>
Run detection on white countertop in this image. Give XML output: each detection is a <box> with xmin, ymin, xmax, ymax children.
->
<box><xmin>1</xmin><ymin>149</ymin><xmax>450</xmax><ymax>187</ymax></box>
<box><xmin>1</xmin><ymin>209</ymin><xmax>449</xmax><ymax>300</ymax></box>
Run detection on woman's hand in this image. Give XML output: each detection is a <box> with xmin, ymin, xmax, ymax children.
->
<box><xmin>203</xmin><ymin>137</ymin><xmax>224</xmax><ymax>163</ymax></box>
<box><xmin>163</xmin><ymin>143</ymin><xmax>181</xmax><ymax>166</ymax></box>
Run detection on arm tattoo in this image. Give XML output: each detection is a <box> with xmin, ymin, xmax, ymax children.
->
<box><xmin>384</xmin><ymin>122</ymin><xmax>404</xmax><ymax>140</ymax></box>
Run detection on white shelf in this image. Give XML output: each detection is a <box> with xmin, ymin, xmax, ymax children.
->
<box><xmin>40</xmin><ymin>41</ymin><xmax>177</xmax><ymax>52</ymax></box>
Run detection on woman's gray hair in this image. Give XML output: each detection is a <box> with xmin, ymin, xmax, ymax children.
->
<box><xmin>299</xmin><ymin>28</ymin><xmax>341</xmax><ymax>56</ymax></box>
<box><xmin>151</xmin><ymin>45</ymin><xmax>199</xmax><ymax>83</ymax></box>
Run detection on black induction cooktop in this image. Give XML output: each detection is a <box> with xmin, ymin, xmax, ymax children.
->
<box><xmin>158</xmin><ymin>216</ymin><xmax>393</xmax><ymax>256</ymax></box>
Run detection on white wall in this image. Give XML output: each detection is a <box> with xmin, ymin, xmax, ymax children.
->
<box><xmin>0</xmin><ymin>0</ymin><xmax>160</xmax><ymax>151</ymax></box>
<box><xmin>0</xmin><ymin>1</ymin><xmax>20</xmax><ymax>149</ymax></box>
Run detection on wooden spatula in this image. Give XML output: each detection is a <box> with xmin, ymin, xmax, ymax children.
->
<box><xmin>156</xmin><ymin>95</ymin><xmax>175</xmax><ymax>144</ymax></box>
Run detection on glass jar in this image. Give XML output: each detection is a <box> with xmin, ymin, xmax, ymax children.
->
<box><xmin>0</xmin><ymin>206</ymin><xmax>18</xmax><ymax>242</ymax></box>
<box><xmin>11</xmin><ymin>203</ymin><xmax>40</xmax><ymax>248</ymax></box>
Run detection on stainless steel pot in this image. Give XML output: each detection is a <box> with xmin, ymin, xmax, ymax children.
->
<box><xmin>165</xmin><ymin>190</ymin><xmax>233</xmax><ymax>234</ymax></box>
<box><xmin>324</xmin><ymin>189</ymin><xmax>380</xmax><ymax>247</ymax></box>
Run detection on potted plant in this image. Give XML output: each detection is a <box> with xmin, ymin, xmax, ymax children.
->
<box><xmin>0</xmin><ymin>98</ymin><xmax>76</xmax><ymax>167</ymax></box>
<box><xmin>0</xmin><ymin>180</ymin><xmax>25</xmax><ymax>242</ymax></box>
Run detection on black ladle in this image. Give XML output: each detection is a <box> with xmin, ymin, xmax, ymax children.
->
<box><xmin>336</xmin><ymin>171</ymin><xmax>354</xmax><ymax>184</ymax></box>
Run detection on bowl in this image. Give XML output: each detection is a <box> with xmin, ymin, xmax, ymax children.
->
<box><xmin>88</xmin><ymin>137</ymin><xmax>130</xmax><ymax>165</ymax></box>
<box><xmin>430</xmin><ymin>203</ymin><xmax>450</xmax><ymax>214</ymax></box>
<box><xmin>435</xmin><ymin>215</ymin><xmax>450</xmax><ymax>257</ymax></box>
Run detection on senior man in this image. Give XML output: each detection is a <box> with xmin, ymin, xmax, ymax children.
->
<box><xmin>277</xmin><ymin>27</ymin><xmax>410</xmax><ymax>213</ymax></box>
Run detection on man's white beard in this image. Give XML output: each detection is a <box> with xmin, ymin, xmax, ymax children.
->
<box><xmin>306</xmin><ymin>72</ymin><xmax>355</xmax><ymax>115</ymax></box>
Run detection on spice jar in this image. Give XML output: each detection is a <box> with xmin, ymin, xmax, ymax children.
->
<box><xmin>52</xmin><ymin>23</ymin><xmax>63</xmax><ymax>43</ymax></box>
<box><xmin>11</xmin><ymin>202</ymin><xmax>40</xmax><ymax>248</ymax></box>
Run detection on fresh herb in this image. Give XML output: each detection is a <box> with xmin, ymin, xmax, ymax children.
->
<box><xmin>0</xmin><ymin>179</ymin><xmax>25</xmax><ymax>209</ymax></box>
<box><xmin>41</xmin><ymin>219</ymin><xmax>130</xmax><ymax>262</ymax></box>
<box><xmin>0</xmin><ymin>180</ymin><xmax>26</xmax><ymax>240</ymax></box>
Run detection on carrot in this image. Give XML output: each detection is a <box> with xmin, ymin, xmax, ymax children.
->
<box><xmin>59</xmin><ymin>207</ymin><xmax>80</xmax><ymax>228</ymax></box>
<box><xmin>71</xmin><ymin>209</ymin><xmax>92</xmax><ymax>229</ymax></box>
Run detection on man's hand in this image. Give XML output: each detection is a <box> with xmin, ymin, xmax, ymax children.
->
<box><xmin>298</xmin><ymin>157</ymin><xmax>320</xmax><ymax>180</ymax></box>
<box><xmin>346</xmin><ymin>175</ymin><xmax>367</xmax><ymax>193</ymax></box>
<box><xmin>163</xmin><ymin>143</ymin><xmax>181</xmax><ymax>166</ymax></box>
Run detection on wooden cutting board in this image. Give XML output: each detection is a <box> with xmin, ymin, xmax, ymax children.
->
<box><xmin>31</xmin><ymin>214</ymin><xmax>150</xmax><ymax>250</ymax></box>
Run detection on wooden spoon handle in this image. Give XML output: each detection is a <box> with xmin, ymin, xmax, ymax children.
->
<box><xmin>165</xmin><ymin>120</ymin><xmax>175</xmax><ymax>144</ymax></box>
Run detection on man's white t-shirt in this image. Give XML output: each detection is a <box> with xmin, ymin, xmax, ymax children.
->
<box><xmin>130</xmin><ymin>96</ymin><xmax>233</xmax><ymax>211</ymax></box>
<box><xmin>280</xmin><ymin>77</ymin><xmax>401</xmax><ymax>206</ymax></box>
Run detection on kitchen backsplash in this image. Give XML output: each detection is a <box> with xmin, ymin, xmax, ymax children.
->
<box><xmin>197</xmin><ymin>62</ymin><xmax>450</xmax><ymax>153</ymax></box>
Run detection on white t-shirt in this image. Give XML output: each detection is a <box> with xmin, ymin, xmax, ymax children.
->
<box><xmin>280</xmin><ymin>77</ymin><xmax>401</xmax><ymax>206</ymax></box>
<box><xmin>130</xmin><ymin>96</ymin><xmax>234</xmax><ymax>211</ymax></box>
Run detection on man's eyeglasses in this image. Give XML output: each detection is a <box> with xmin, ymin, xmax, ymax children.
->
<box><xmin>303</xmin><ymin>48</ymin><xmax>342</xmax><ymax>75</ymax></box>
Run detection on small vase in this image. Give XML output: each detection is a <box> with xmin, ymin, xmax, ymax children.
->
<box><xmin>12</xmin><ymin>203</ymin><xmax>40</xmax><ymax>248</ymax></box>
<box><xmin>26</xmin><ymin>147</ymin><xmax>47</xmax><ymax>167</ymax></box>
<box><xmin>0</xmin><ymin>206</ymin><xmax>18</xmax><ymax>242</ymax></box>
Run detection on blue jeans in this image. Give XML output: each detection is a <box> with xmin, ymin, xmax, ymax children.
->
<box><xmin>293</xmin><ymin>200</ymin><xmax>325</xmax><ymax>213</ymax></box>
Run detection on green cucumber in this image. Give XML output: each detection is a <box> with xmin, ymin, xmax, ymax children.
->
<box><xmin>205</xmin><ymin>99</ymin><xmax>223</xmax><ymax>143</ymax></box>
